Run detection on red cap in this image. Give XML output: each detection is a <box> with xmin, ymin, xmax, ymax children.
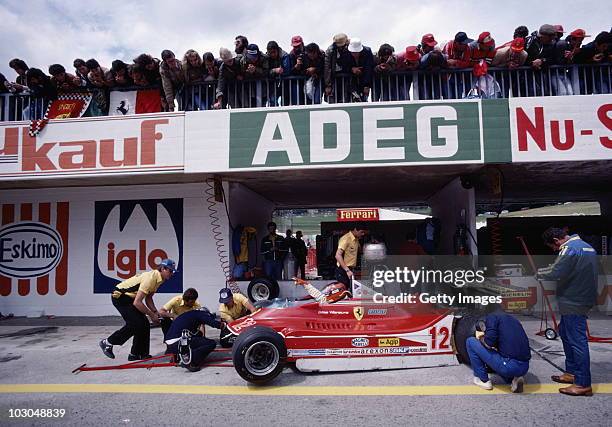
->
<box><xmin>404</xmin><ymin>45</ymin><xmax>421</xmax><ymax>61</ymax></box>
<box><xmin>291</xmin><ymin>35</ymin><xmax>304</xmax><ymax>47</ymax></box>
<box><xmin>478</xmin><ymin>31</ymin><xmax>494</xmax><ymax>47</ymax></box>
<box><xmin>510</xmin><ymin>37</ymin><xmax>525</xmax><ymax>52</ymax></box>
<box><xmin>554</xmin><ymin>24</ymin><xmax>565</xmax><ymax>34</ymax></box>
<box><xmin>421</xmin><ymin>33</ymin><xmax>437</xmax><ymax>47</ymax></box>
<box><xmin>569</xmin><ymin>29</ymin><xmax>590</xmax><ymax>39</ymax></box>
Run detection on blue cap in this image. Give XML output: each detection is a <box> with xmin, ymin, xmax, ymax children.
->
<box><xmin>159</xmin><ymin>259</ymin><xmax>177</xmax><ymax>273</ymax></box>
<box><xmin>219</xmin><ymin>288</ymin><xmax>233</xmax><ymax>303</ymax></box>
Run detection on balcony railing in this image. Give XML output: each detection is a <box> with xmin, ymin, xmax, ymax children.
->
<box><xmin>1</xmin><ymin>64</ymin><xmax>610</xmax><ymax>122</ymax></box>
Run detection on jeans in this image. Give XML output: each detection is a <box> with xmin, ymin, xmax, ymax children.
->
<box><xmin>559</xmin><ymin>314</ymin><xmax>591</xmax><ymax>387</ymax></box>
<box><xmin>107</xmin><ymin>295</ymin><xmax>151</xmax><ymax>356</ymax></box>
<box><xmin>334</xmin><ymin>266</ymin><xmax>353</xmax><ymax>289</ymax></box>
<box><xmin>466</xmin><ymin>336</ymin><xmax>529</xmax><ymax>383</ymax></box>
<box><xmin>264</xmin><ymin>259</ymin><xmax>283</xmax><ymax>280</ymax></box>
<box><xmin>232</xmin><ymin>262</ymin><xmax>248</xmax><ymax>280</ymax></box>
<box><xmin>167</xmin><ymin>335</ymin><xmax>216</xmax><ymax>366</ymax></box>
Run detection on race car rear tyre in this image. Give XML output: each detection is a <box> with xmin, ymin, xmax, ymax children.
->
<box><xmin>454</xmin><ymin>314</ymin><xmax>485</xmax><ymax>365</ymax></box>
<box><xmin>232</xmin><ymin>326</ymin><xmax>286</xmax><ymax>384</ymax></box>
<box><xmin>247</xmin><ymin>278</ymin><xmax>280</xmax><ymax>302</ymax></box>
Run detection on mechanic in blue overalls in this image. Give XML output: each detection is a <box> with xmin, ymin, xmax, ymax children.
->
<box><xmin>537</xmin><ymin>227</ymin><xmax>598</xmax><ymax>397</ymax></box>
<box><xmin>466</xmin><ymin>308</ymin><xmax>531</xmax><ymax>393</ymax></box>
<box><xmin>165</xmin><ymin>308</ymin><xmax>224</xmax><ymax>372</ymax></box>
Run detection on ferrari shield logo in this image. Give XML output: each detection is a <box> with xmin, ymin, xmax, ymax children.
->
<box><xmin>353</xmin><ymin>306</ymin><xmax>364</xmax><ymax>321</ymax></box>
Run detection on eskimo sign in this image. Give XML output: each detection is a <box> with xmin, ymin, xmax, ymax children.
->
<box><xmin>0</xmin><ymin>116</ymin><xmax>184</xmax><ymax>178</ymax></box>
<box><xmin>228</xmin><ymin>102</ymin><xmax>483</xmax><ymax>169</ymax></box>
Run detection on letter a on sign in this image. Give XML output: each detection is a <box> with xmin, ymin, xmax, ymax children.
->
<box><xmin>252</xmin><ymin>112</ymin><xmax>303</xmax><ymax>165</ymax></box>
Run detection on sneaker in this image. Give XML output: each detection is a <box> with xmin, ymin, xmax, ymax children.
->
<box><xmin>99</xmin><ymin>340</ymin><xmax>115</xmax><ymax>359</ymax></box>
<box><xmin>511</xmin><ymin>376</ymin><xmax>525</xmax><ymax>393</ymax></box>
<box><xmin>473</xmin><ymin>376</ymin><xmax>493</xmax><ymax>390</ymax></box>
<box><xmin>128</xmin><ymin>353</ymin><xmax>152</xmax><ymax>361</ymax></box>
<box><xmin>180</xmin><ymin>362</ymin><xmax>201</xmax><ymax>372</ymax></box>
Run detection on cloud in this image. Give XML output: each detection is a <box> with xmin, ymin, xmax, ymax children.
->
<box><xmin>1</xmin><ymin>0</ymin><xmax>610</xmax><ymax>79</ymax></box>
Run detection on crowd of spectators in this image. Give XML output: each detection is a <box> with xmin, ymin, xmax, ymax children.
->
<box><xmin>1</xmin><ymin>25</ymin><xmax>610</xmax><ymax>115</ymax></box>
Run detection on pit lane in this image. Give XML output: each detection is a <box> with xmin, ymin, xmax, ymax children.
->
<box><xmin>0</xmin><ymin>315</ymin><xmax>610</xmax><ymax>426</ymax></box>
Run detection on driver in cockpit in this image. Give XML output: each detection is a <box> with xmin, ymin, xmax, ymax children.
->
<box><xmin>293</xmin><ymin>278</ymin><xmax>351</xmax><ymax>304</ymax></box>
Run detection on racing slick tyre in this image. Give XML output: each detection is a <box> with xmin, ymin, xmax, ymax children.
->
<box><xmin>232</xmin><ymin>326</ymin><xmax>287</xmax><ymax>384</ymax></box>
<box><xmin>454</xmin><ymin>314</ymin><xmax>485</xmax><ymax>365</ymax></box>
<box><xmin>247</xmin><ymin>278</ymin><xmax>280</xmax><ymax>302</ymax></box>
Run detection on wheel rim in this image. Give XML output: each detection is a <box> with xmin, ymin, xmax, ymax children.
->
<box><xmin>244</xmin><ymin>341</ymin><xmax>280</xmax><ymax>376</ymax></box>
<box><xmin>252</xmin><ymin>283</ymin><xmax>270</xmax><ymax>300</ymax></box>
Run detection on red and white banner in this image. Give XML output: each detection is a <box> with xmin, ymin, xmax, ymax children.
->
<box><xmin>109</xmin><ymin>89</ymin><xmax>162</xmax><ymax>116</ymax></box>
<box><xmin>510</xmin><ymin>95</ymin><xmax>612</xmax><ymax>162</ymax></box>
<box><xmin>0</xmin><ymin>114</ymin><xmax>184</xmax><ymax>179</ymax></box>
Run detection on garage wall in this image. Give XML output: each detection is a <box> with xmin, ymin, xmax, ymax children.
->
<box><xmin>0</xmin><ymin>182</ymin><xmax>229</xmax><ymax>316</ymax></box>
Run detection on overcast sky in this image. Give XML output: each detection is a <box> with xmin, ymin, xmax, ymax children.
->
<box><xmin>1</xmin><ymin>0</ymin><xmax>610</xmax><ymax>79</ymax></box>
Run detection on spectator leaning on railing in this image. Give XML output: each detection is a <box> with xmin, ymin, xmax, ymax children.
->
<box><xmin>234</xmin><ymin>35</ymin><xmax>249</xmax><ymax>55</ymax></box>
<box><xmin>73</xmin><ymin>58</ymin><xmax>90</xmax><ymax>87</ymax></box>
<box><xmin>160</xmin><ymin>50</ymin><xmax>183</xmax><ymax>111</ymax></box>
<box><xmin>395</xmin><ymin>45</ymin><xmax>421</xmax><ymax>100</ymax></box>
<box><xmin>86</xmin><ymin>59</ymin><xmax>114</xmax><ymax>88</ymax></box>
<box><xmin>7</xmin><ymin>58</ymin><xmax>30</xmax><ymax>93</ymax></box>
<box><xmin>264</xmin><ymin>41</ymin><xmax>290</xmax><ymax>107</ymax></box>
<box><xmin>347</xmin><ymin>38</ymin><xmax>374</xmax><ymax>102</ymax></box>
<box><xmin>111</xmin><ymin>60</ymin><xmax>134</xmax><ymax>87</ymax></box>
<box><xmin>303</xmin><ymin>42</ymin><xmax>325</xmax><ymax>104</ymax></box>
<box><xmin>48</xmin><ymin>64</ymin><xmax>81</xmax><ymax>92</ymax></box>
<box><xmin>182</xmin><ymin>49</ymin><xmax>207</xmax><ymax>111</ymax></box>
<box><xmin>373</xmin><ymin>43</ymin><xmax>397</xmax><ymax>101</ymax></box>
<box><xmin>324</xmin><ymin>33</ymin><xmax>352</xmax><ymax>103</ymax></box>
<box><xmin>26</xmin><ymin>68</ymin><xmax>57</xmax><ymax>100</ymax></box>
<box><xmin>214</xmin><ymin>47</ymin><xmax>244</xmax><ymax>109</ymax></box>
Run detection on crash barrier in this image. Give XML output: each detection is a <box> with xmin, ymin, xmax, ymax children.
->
<box><xmin>0</xmin><ymin>64</ymin><xmax>610</xmax><ymax>121</ymax></box>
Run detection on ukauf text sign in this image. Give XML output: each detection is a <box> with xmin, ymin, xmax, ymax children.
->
<box><xmin>510</xmin><ymin>95</ymin><xmax>612</xmax><ymax>162</ymax></box>
<box><xmin>337</xmin><ymin>208</ymin><xmax>380</xmax><ymax>222</ymax></box>
<box><xmin>0</xmin><ymin>114</ymin><xmax>184</xmax><ymax>179</ymax></box>
<box><xmin>224</xmin><ymin>102</ymin><xmax>483</xmax><ymax>169</ymax></box>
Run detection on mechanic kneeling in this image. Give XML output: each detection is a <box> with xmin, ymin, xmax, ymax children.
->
<box><xmin>165</xmin><ymin>308</ymin><xmax>223</xmax><ymax>372</ymax></box>
<box><xmin>466</xmin><ymin>308</ymin><xmax>531</xmax><ymax>393</ymax></box>
<box><xmin>218</xmin><ymin>288</ymin><xmax>256</xmax><ymax>323</ymax></box>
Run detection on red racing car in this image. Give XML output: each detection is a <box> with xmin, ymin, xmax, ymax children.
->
<box><xmin>225</xmin><ymin>292</ymin><xmax>480</xmax><ymax>384</ymax></box>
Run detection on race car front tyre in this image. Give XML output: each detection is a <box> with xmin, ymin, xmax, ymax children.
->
<box><xmin>232</xmin><ymin>326</ymin><xmax>287</xmax><ymax>384</ymax></box>
<box><xmin>454</xmin><ymin>314</ymin><xmax>485</xmax><ymax>365</ymax></box>
<box><xmin>247</xmin><ymin>278</ymin><xmax>280</xmax><ymax>302</ymax></box>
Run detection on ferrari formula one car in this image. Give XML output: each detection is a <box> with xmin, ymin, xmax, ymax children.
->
<box><xmin>225</xmin><ymin>294</ymin><xmax>480</xmax><ymax>384</ymax></box>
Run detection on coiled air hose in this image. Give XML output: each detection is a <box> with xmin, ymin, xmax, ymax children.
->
<box><xmin>204</xmin><ymin>179</ymin><xmax>243</xmax><ymax>295</ymax></box>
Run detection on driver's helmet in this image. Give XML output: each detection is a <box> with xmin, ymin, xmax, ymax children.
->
<box><xmin>323</xmin><ymin>282</ymin><xmax>351</xmax><ymax>303</ymax></box>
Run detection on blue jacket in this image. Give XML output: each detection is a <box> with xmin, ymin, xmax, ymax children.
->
<box><xmin>538</xmin><ymin>235</ymin><xmax>598</xmax><ymax>308</ymax></box>
<box><xmin>166</xmin><ymin>309</ymin><xmax>221</xmax><ymax>340</ymax></box>
<box><xmin>483</xmin><ymin>311</ymin><xmax>531</xmax><ymax>362</ymax></box>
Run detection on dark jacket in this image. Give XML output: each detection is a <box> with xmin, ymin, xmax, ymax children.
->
<box><xmin>525</xmin><ymin>32</ymin><xmax>556</xmax><ymax>66</ymax></box>
<box><xmin>239</xmin><ymin>54</ymin><xmax>267</xmax><ymax>80</ymax></box>
<box><xmin>166</xmin><ymin>309</ymin><xmax>221</xmax><ymax>340</ymax></box>
<box><xmin>264</xmin><ymin>50</ymin><xmax>291</xmax><ymax>77</ymax></box>
<box><xmin>324</xmin><ymin>44</ymin><xmax>352</xmax><ymax>87</ymax></box>
<box><xmin>216</xmin><ymin>56</ymin><xmax>244</xmax><ymax>99</ymax></box>
<box><xmin>347</xmin><ymin>46</ymin><xmax>375</xmax><ymax>88</ymax></box>
<box><xmin>261</xmin><ymin>234</ymin><xmax>287</xmax><ymax>262</ymax></box>
<box><xmin>482</xmin><ymin>311</ymin><xmax>531</xmax><ymax>362</ymax></box>
<box><xmin>574</xmin><ymin>40</ymin><xmax>611</xmax><ymax>64</ymax></box>
<box><xmin>303</xmin><ymin>50</ymin><xmax>325</xmax><ymax>79</ymax></box>
<box><xmin>538</xmin><ymin>235</ymin><xmax>598</xmax><ymax>310</ymax></box>
<box><xmin>294</xmin><ymin>238</ymin><xmax>308</xmax><ymax>262</ymax></box>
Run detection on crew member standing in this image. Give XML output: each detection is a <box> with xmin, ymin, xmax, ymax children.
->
<box><xmin>335</xmin><ymin>227</ymin><xmax>366</xmax><ymax>289</ymax></box>
<box><xmin>538</xmin><ymin>227</ymin><xmax>598</xmax><ymax>396</ymax></box>
<box><xmin>261</xmin><ymin>222</ymin><xmax>286</xmax><ymax>280</ymax></box>
<box><xmin>159</xmin><ymin>287</ymin><xmax>201</xmax><ymax>339</ymax></box>
<box><xmin>294</xmin><ymin>231</ymin><xmax>308</xmax><ymax>280</ymax></box>
<box><xmin>99</xmin><ymin>259</ymin><xmax>176</xmax><ymax>360</ymax></box>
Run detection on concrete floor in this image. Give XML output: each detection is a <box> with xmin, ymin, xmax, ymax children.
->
<box><xmin>0</xmin><ymin>314</ymin><xmax>610</xmax><ymax>426</ymax></box>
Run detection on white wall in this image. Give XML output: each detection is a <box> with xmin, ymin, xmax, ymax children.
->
<box><xmin>0</xmin><ymin>182</ymin><xmax>229</xmax><ymax>316</ymax></box>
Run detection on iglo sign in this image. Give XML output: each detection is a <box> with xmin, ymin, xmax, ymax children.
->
<box><xmin>0</xmin><ymin>221</ymin><xmax>64</xmax><ymax>278</ymax></box>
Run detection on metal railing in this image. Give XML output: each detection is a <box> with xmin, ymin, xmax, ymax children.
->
<box><xmin>1</xmin><ymin>64</ymin><xmax>610</xmax><ymax>121</ymax></box>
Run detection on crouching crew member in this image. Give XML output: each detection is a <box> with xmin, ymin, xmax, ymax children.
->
<box><xmin>466</xmin><ymin>308</ymin><xmax>531</xmax><ymax>393</ymax></box>
<box><xmin>218</xmin><ymin>288</ymin><xmax>256</xmax><ymax>323</ymax></box>
<box><xmin>165</xmin><ymin>308</ymin><xmax>223</xmax><ymax>372</ymax></box>
<box><xmin>538</xmin><ymin>227</ymin><xmax>598</xmax><ymax>397</ymax></box>
<box><xmin>99</xmin><ymin>259</ymin><xmax>177</xmax><ymax>361</ymax></box>
<box><xmin>335</xmin><ymin>227</ymin><xmax>366</xmax><ymax>289</ymax></box>
<box><xmin>159</xmin><ymin>288</ymin><xmax>201</xmax><ymax>338</ymax></box>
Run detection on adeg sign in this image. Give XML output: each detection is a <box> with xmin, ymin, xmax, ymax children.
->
<box><xmin>93</xmin><ymin>198</ymin><xmax>183</xmax><ymax>293</ymax></box>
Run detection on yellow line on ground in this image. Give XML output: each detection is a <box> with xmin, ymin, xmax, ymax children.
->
<box><xmin>0</xmin><ymin>383</ymin><xmax>610</xmax><ymax>396</ymax></box>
